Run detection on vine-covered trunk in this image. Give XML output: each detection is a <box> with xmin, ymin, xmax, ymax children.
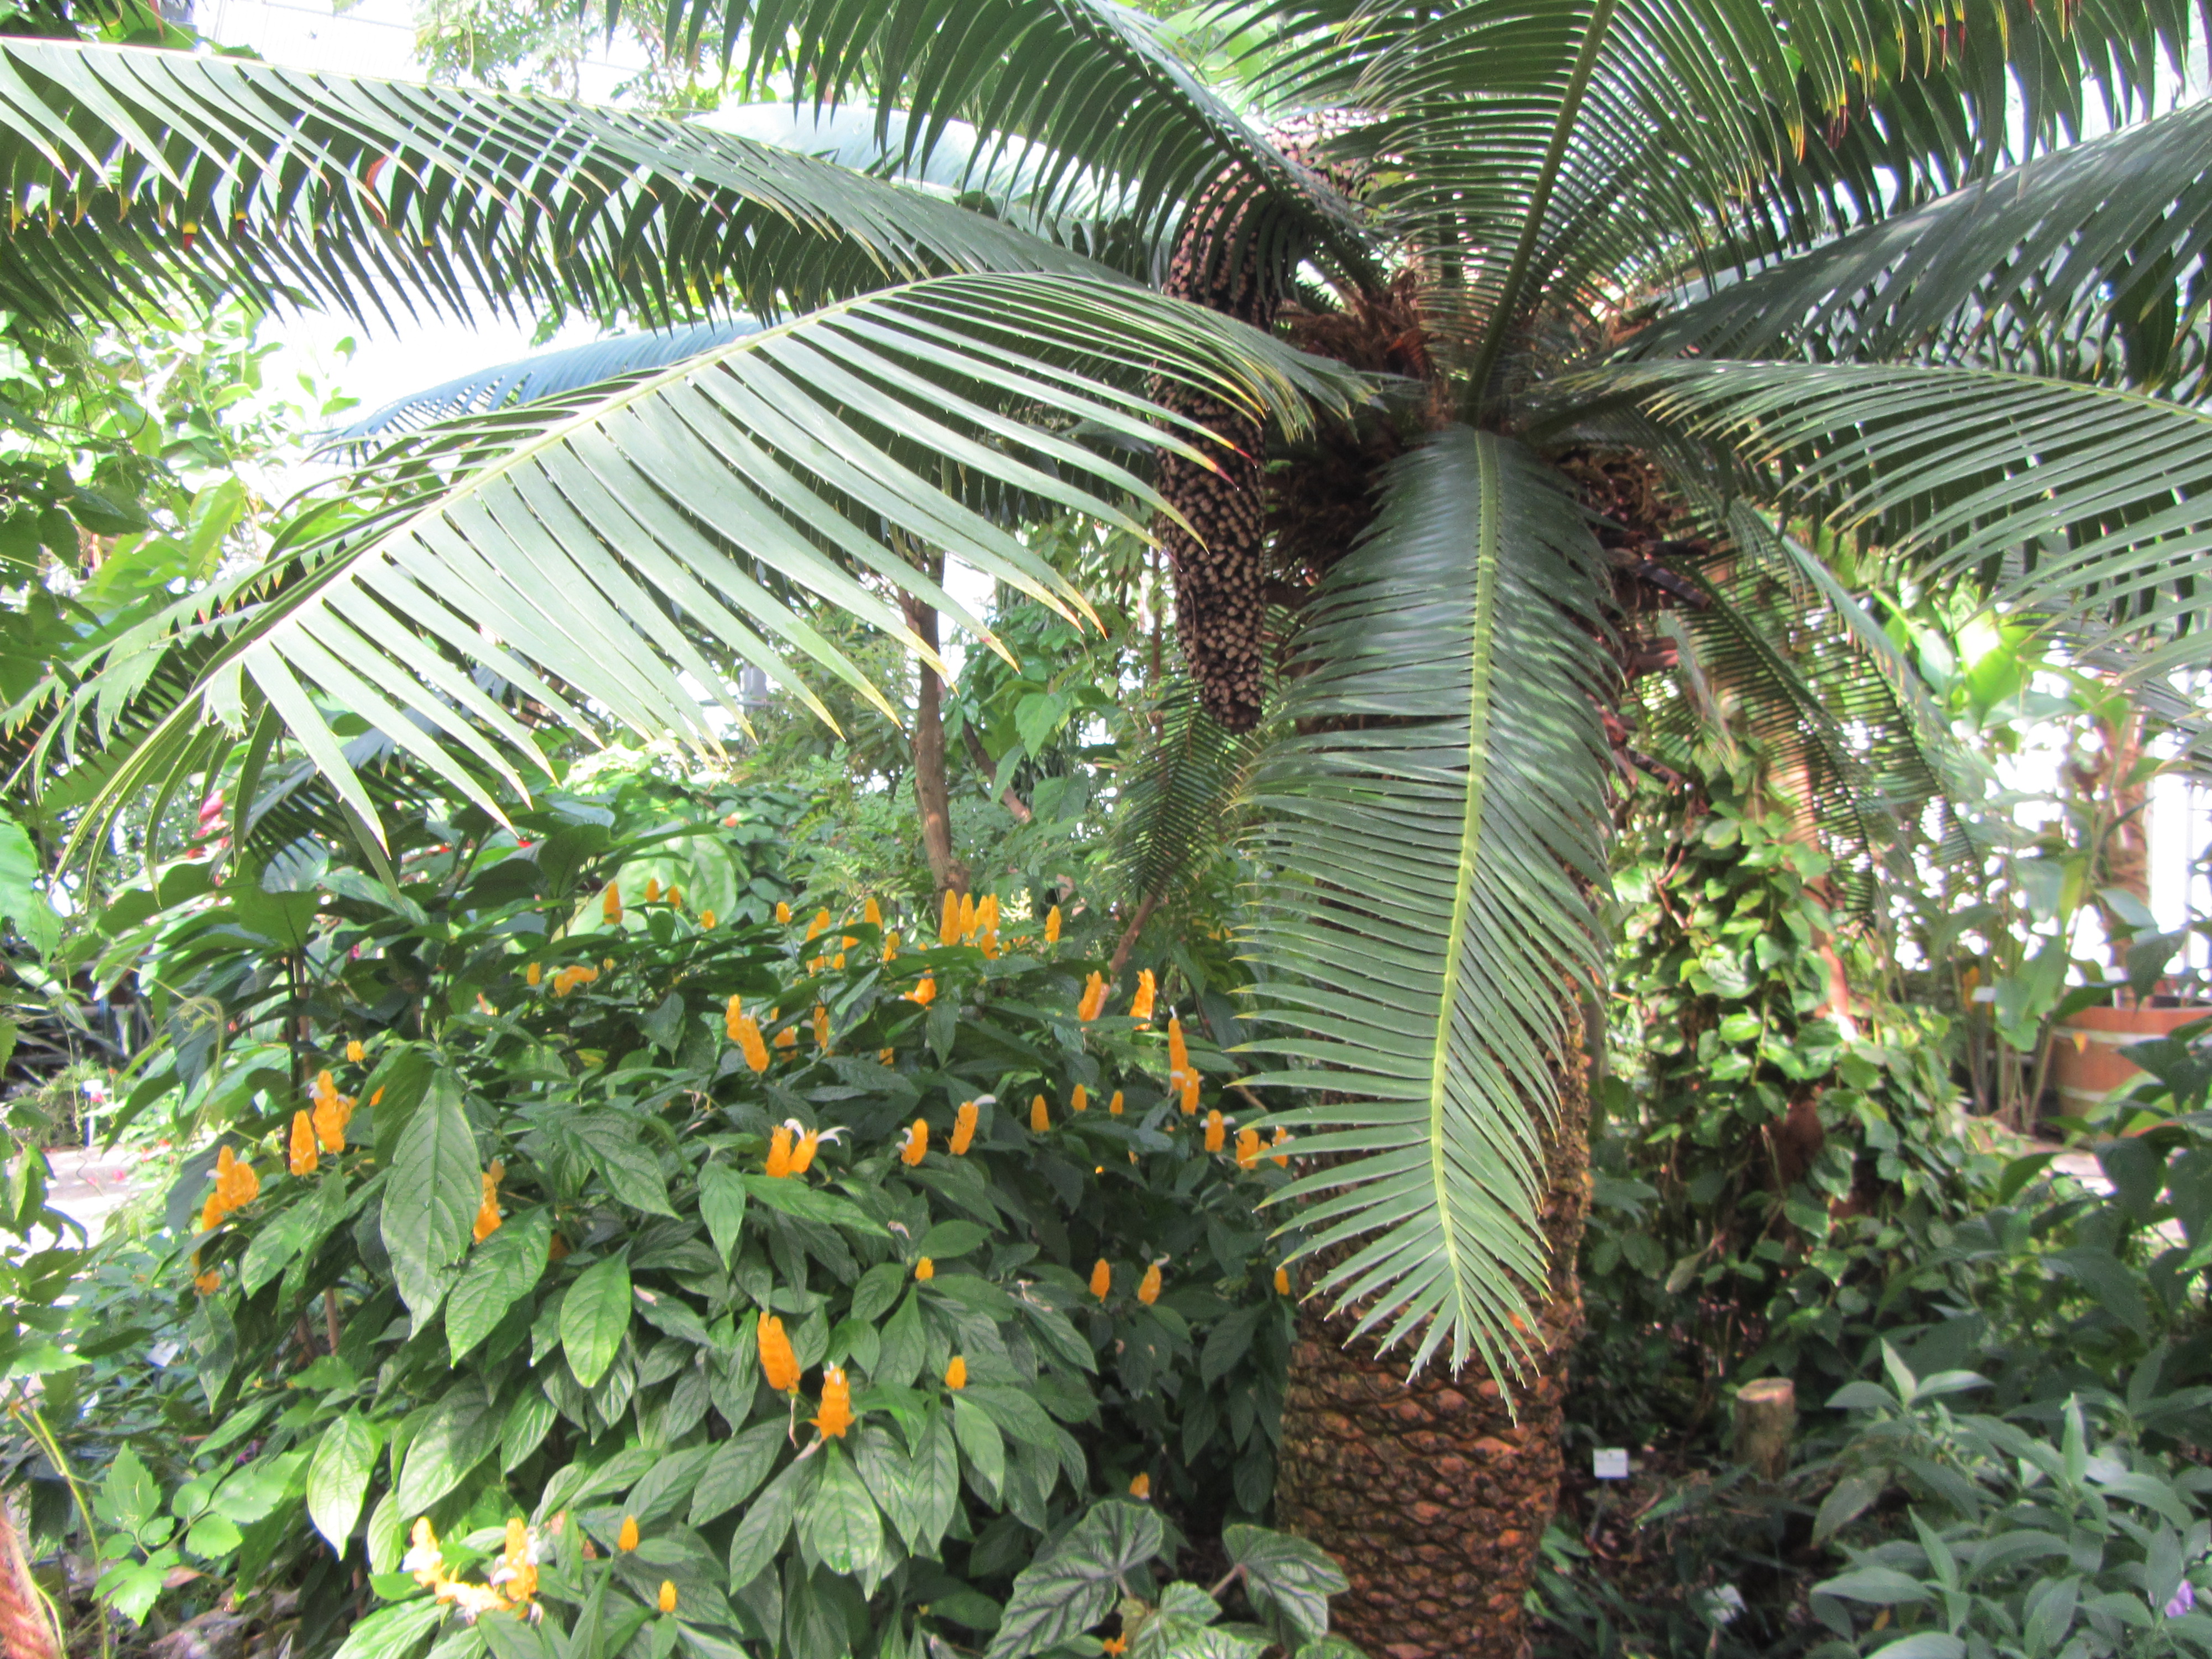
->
<box><xmin>1275</xmin><ymin>1018</ymin><xmax>1592</xmax><ymax>1659</ymax></box>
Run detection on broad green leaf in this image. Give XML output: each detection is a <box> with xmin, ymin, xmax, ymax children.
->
<box><xmin>306</xmin><ymin>1412</ymin><xmax>380</xmax><ymax>1552</ymax></box>
<box><xmin>381</xmin><ymin>1071</ymin><xmax>479</xmax><ymax>1326</ymax></box>
<box><xmin>448</xmin><ymin>1207</ymin><xmax>554</xmax><ymax>1363</ymax></box>
<box><xmin>740</xmin><ymin>1176</ymin><xmax>885</xmax><ymax>1234</ymax></box>
<box><xmin>698</xmin><ymin>1163</ymin><xmax>748</xmax><ymax>1267</ymax></box>
<box><xmin>1813</xmin><ymin>1566</ymin><xmax>1934</xmax><ymax>1604</ymax></box>
<box><xmin>561</xmin><ymin>1256</ymin><xmax>633</xmax><ymax>1388</ymax></box>
<box><xmin>1223</xmin><ymin>1526</ymin><xmax>1346</xmax><ymax>1648</ymax></box>
<box><xmin>985</xmin><ymin>1499</ymin><xmax>1163</xmax><ymax>1659</ymax></box>
<box><xmin>688</xmin><ymin>1422</ymin><xmax>785</xmax><ymax>1527</ymax></box>
<box><xmin>566</xmin><ymin>1113</ymin><xmax>676</xmax><ymax>1217</ymax></box>
<box><xmin>724</xmin><ymin>1459</ymin><xmax>811</xmax><ymax>1589</ymax></box>
<box><xmin>395</xmin><ymin>1386</ymin><xmax>502</xmax><ymax>1516</ymax></box>
<box><xmin>0</xmin><ymin>812</ymin><xmax>57</xmax><ymax>958</ymax></box>
<box><xmin>329</xmin><ymin>1597</ymin><xmax>446</xmax><ymax>1659</ymax></box>
<box><xmin>794</xmin><ymin>1446</ymin><xmax>883</xmax><ymax>1578</ymax></box>
<box><xmin>915</xmin><ymin>1220</ymin><xmax>990</xmax><ymax>1260</ymax></box>
<box><xmin>953</xmin><ymin>1395</ymin><xmax>1006</xmax><ymax>1495</ymax></box>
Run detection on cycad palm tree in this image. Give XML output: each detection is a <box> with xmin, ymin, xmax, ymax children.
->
<box><xmin>14</xmin><ymin>0</ymin><xmax>2212</xmax><ymax>1648</ymax></box>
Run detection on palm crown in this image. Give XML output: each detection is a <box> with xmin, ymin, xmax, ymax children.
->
<box><xmin>11</xmin><ymin>0</ymin><xmax>2212</xmax><ymax>1374</ymax></box>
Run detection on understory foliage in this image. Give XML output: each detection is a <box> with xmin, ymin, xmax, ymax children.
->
<box><xmin>32</xmin><ymin>786</ymin><xmax>1349</xmax><ymax>1659</ymax></box>
<box><xmin>1539</xmin><ymin>764</ymin><xmax>2212</xmax><ymax>1657</ymax></box>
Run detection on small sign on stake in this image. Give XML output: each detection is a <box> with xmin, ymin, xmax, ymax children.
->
<box><xmin>1593</xmin><ymin>1448</ymin><xmax>1629</xmax><ymax>1480</ymax></box>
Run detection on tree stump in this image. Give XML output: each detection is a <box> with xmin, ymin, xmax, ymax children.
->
<box><xmin>1733</xmin><ymin>1378</ymin><xmax>1796</xmax><ymax>1480</ymax></box>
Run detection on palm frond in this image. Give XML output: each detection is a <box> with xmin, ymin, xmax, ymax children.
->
<box><xmin>649</xmin><ymin>0</ymin><xmax>1371</xmax><ymax>280</ymax></box>
<box><xmin>1634</xmin><ymin>98</ymin><xmax>2212</xmax><ymax>393</ymax></box>
<box><xmin>1573</xmin><ymin>358</ymin><xmax>2212</xmax><ymax>681</ymax></box>
<box><xmin>0</xmin><ymin>40</ymin><xmax>1114</xmax><ymax>328</ymax></box>
<box><xmin>1241</xmin><ymin>425</ymin><xmax>1613</xmax><ymax>1378</ymax></box>
<box><xmin>25</xmin><ymin>274</ymin><xmax>1364</xmax><ymax>865</ymax></box>
<box><xmin>1105</xmin><ymin>674</ymin><xmax>1269</xmax><ymax>910</ymax></box>
<box><xmin>1251</xmin><ymin>0</ymin><xmax>2196</xmax><ymax>376</ymax></box>
<box><xmin>326</xmin><ymin>321</ymin><xmax>765</xmax><ymax>448</ymax></box>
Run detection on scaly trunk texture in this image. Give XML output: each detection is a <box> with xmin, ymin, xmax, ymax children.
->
<box><xmin>1275</xmin><ymin>1015</ymin><xmax>1592</xmax><ymax>1659</ymax></box>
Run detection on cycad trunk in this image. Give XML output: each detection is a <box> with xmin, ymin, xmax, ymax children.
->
<box><xmin>1275</xmin><ymin>1019</ymin><xmax>1592</xmax><ymax>1659</ymax></box>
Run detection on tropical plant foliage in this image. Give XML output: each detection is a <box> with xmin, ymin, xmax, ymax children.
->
<box><xmin>15</xmin><ymin>0</ymin><xmax>2212</xmax><ymax>1378</ymax></box>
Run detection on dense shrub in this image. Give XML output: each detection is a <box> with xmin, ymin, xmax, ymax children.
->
<box><xmin>42</xmin><ymin>797</ymin><xmax>1318</xmax><ymax>1659</ymax></box>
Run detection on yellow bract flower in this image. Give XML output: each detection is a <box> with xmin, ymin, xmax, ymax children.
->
<box><xmin>775</xmin><ymin>1027</ymin><xmax>798</xmax><ymax>1051</ymax></box>
<box><xmin>345</xmin><ymin>1039</ymin><xmax>366</xmax><ymax>1064</ymax></box>
<box><xmin>1089</xmin><ymin>1259</ymin><xmax>1112</xmax><ymax>1300</ymax></box>
<box><xmin>642</xmin><ymin>878</ymin><xmax>661</xmax><ymax>903</ymax></box>
<box><xmin>906</xmin><ymin>975</ymin><xmax>936</xmax><ymax>1007</ymax></box>
<box><xmin>658</xmin><ymin>1582</ymin><xmax>677</xmax><ymax>1615</ymax></box>
<box><xmin>199</xmin><ymin>1192</ymin><xmax>224</xmax><ymax>1233</ymax></box>
<box><xmin>1071</xmin><ymin>1084</ymin><xmax>1088</xmax><ymax>1113</ymax></box>
<box><xmin>602</xmin><ymin>884</ymin><xmax>623</xmax><ymax>924</ymax></box>
<box><xmin>789</xmin><ymin>1128</ymin><xmax>822</xmax><ymax>1175</ymax></box>
<box><xmin>806</xmin><ymin>908</ymin><xmax>831</xmax><ymax>942</ymax></box>
<box><xmin>765</xmin><ymin>1126</ymin><xmax>794</xmax><ymax>1178</ymax></box>
<box><xmin>1109</xmin><ymin>1091</ymin><xmax>1125</xmax><ymax>1117</ymax></box>
<box><xmin>1030</xmin><ymin>1094</ymin><xmax>1050</xmax><ymax>1134</ymax></box>
<box><xmin>879</xmin><ymin>1047</ymin><xmax>896</xmax><ymax>1066</ymax></box>
<box><xmin>195</xmin><ymin>1270</ymin><xmax>221</xmax><ymax>1295</ymax></box>
<box><xmin>1181</xmin><ymin>1072</ymin><xmax>1201</xmax><ymax>1117</ymax></box>
<box><xmin>1077</xmin><ymin>972</ymin><xmax>1107</xmax><ymax>1023</ymax></box>
<box><xmin>313</xmin><ymin>1089</ymin><xmax>353</xmax><ymax>1155</ymax></box>
<box><xmin>1272</xmin><ymin>1126</ymin><xmax>1292</xmax><ymax>1167</ymax></box>
<box><xmin>1167</xmin><ymin>1015</ymin><xmax>1188</xmax><ymax>1082</ymax></box>
<box><xmin>758</xmin><ymin>1314</ymin><xmax>801</xmax><ymax>1392</ymax></box>
<box><xmin>813</xmin><ymin>1365</ymin><xmax>854</xmax><ymax>1439</ymax></box>
<box><xmin>901</xmin><ymin>1119</ymin><xmax>928</xmax><ymax>1166</ymax></box>
<box><xmin>1235</xmin><ymin>1127</ymin><xmax>1261</xmax><ymax>1169</ymax></box>
<box><xmin>1204</xmin><ymin>1109</ymin><xmax>1225</xmax><ymax>1154</ymax></box>
<box><xmin>945</xmin><ymin>1355</ymin><xmax>967</xmax><ymax>1390</ymax></box>
<box><xmin>732</xmin><ymin>1014</ymin><xmax>769</xmax><ymax>1074</ymax></box>
<box><xmin>1129</xmin><ymin>969</ymin><xmax>1156</xmax><ymax>1025</ymax></box>
<box><xmin>616</xmin><ymin>1515</ymin><xmax>640</xmax><ymax>1552</ymax></box>
<box><xmin>915</xmin><ymin>1256</ymin><xmax>934</xmax><ymax>1281</ymax></box>
<box><xmin>526</xmin><ymin>962</ymin><xmax>542</xmax><ymax>987</ymax></box>
<box><xmin>776</xmin><ymin>901</ymin><xmax>793</xmax><ymax>925</ymax></box>
<box><xmin>957</xmin><ymin>891</ymin><xmax>977</xmax><ymax>943</ymax></box>
<box><xmin>883</xmin><ymin>930</ymin><xmax>900</xmax><ymax>963</ymax></box>
<box><xmin>1044</xmin><ymin>905</ymin><xmax>1061</xmax><ymax>945</ymax></box>
<box><xmin>666</xmin><ymin>885</ymin><xmax>681</xmax><ymax>912</ymax></box>
<box><xmin>1275</xmin><ymin>1266</ymin><xmax>1292</xmax><ymax>1295</ymax></box>
<box><xmin>1129</xmin><ymin>1473</ymin><xmax>1150</xmax><ymax>1500</ymax></box>
<box><xmin>474</xmin><ymin>1164</ymin><xmax>504</xmax><ymax>1243</ymax></box>
<box><xmin>940</xmin><ymin>889</ymin><xmax>962</xmax><ymax>946</ymax></box>
<box><xmin>288</xmin><ymin>1110</ymin><xmax>317</xmax><ymax>1177</ymax></box>
<box><xmin>864</xmin><ymin>896</ymin><xmax>882</xmax><ymax>928</ymax></box>
<box><xmin>1138</xmin><ymin>1262</ymin><xmax>1162</xmax><ymax>1305</ymax></box>
<box><xmin>700</xmin><ymin>909</ymin><xmax>717</xmax><ymax>930</ymax></box>
<box><xmin>951</xmin><ymin>1100</ymin><xmax>978</xmax><ymax>1155</ymax></box>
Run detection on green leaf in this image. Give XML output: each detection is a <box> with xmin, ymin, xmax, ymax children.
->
<box><xmin>566</xmin><ymin>1113</ymin><xmax>676</xmax><ymax>1217</ymax></box>
<box><xmin>740</xmin><ymin>1176</ymin><xmax>885</xmax><ymax>1235</ymax></box>
<box><xmin>698</xmin><ymin>1164</ymin><xmax>748</xmax><ymax>1267</ymax></box>
<box><xmin>848</xmin><ymin>1261</ymin><xmax>906</xmax><ymax>1325</ymax></box>
<box><xmin>329</xmin><ymin>1597</ymin><xmax>446</xmax><ymax>1659</ymax></box>
<box><xmin>1245</xmin><ymin>427</ymin><xmax>1610</xmax><ymax>1374</ymax></box>
<box><xmin>724</xmin><ymin>1459</ymin><xmax>811</xmax><ymax>1589</ymax></box>
<box><xmin>381</xmin><ymin>1071</ymin><xmax>479</xmax><ymax>1326</ymax></box>
<box><xmin>395</xmin><ymin>1386</ymin><xmax>502</xmax><ymax>1516</ymax></box>
<box><xmin>984</xmin><ymin>1499</ymin><xmax>1163</xmax><ymax>1659</ymax></box>
<box><xmin>953</xmin><ymin>1395</ymin><xmax>1006</xmax><ymax>1496</ymax></box>
<box><xmin>448</xmin><ymin>1207</ymin><xmax>554</xmax><ymax>1363</ymax></box>
<box><xmin>1223</xmin><ymin>1526</ymin><xmax>1347</xmax><ymax>1648</ymax></box>
<box><xmin>794</xmin><ymin>1446</ymin><xmax>883</xmax><ymax>1578</ymax></box>
<box><xmin>306</xmin><ymin>1412</ymin><xmax>380</xmax><ymax>1552</ymax></box>
<box><xmin>1813</xmin><ymin>1566</ymin><xmax>1934</xmax><ymax>1604</ymax></box>
<box><xmin>561</xmin><ymin>1255</ymin><xmax>634</xmax><ymax>1389</ymax></box>
<box><xmin>687</xmin><ymin>1422</ymin><xmax>785</xmax><ymax>1527</ymax></box>
<box><xmin>875</xmin><ymin>1291</ymin><xmax>925</xmax><ymax>1391</ymax></box>
<box><xmin>0</xmin><ymin>812</ymin><xmax>56</xmax><ymax>958</ymax></box>
<box><xmin>914</xmin><ymin>1219</ymin><xmax>990</xmax><ymax>1261</ymax></box>
<box><xmin>1199</xmin><ymin>1306</ymin><xmax>1262</xmax><ymax>1388</ymax></box>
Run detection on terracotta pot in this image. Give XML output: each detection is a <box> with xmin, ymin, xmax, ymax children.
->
<box><xmin>2049</xmin><ymin>1004</ymin><xmax>2212</xmax><ymax>1117</ymax></box>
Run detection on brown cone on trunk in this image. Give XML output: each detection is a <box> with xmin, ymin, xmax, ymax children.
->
<box><xmin>1275</xmin><ymin>1013</ymin><xmax>1592</xmax><ymax>1659</ymax></box>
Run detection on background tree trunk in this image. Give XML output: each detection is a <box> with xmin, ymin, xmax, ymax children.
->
<box><xmin>899</xmin><ymin>574</ymin><xmax>968</xmax><ymax>897</ymax></box>
<box><xmin>1274</xmin><ymin>1014</ymin><xmax>1592</xmax><ymax>1659</ymax></box>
